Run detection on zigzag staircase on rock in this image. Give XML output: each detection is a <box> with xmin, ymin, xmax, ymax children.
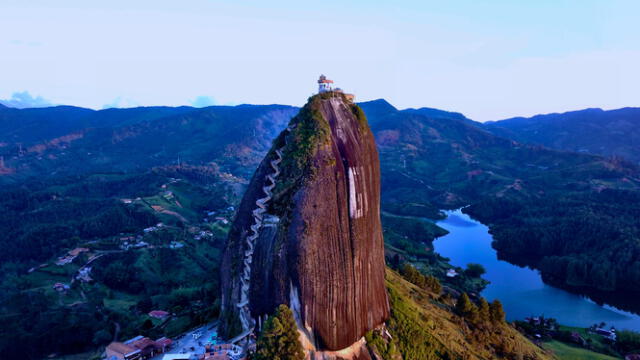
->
<box><xmin>234</xmin><ymin>125</ymin><xmax>292</xmax><ymax>341</ymax></box>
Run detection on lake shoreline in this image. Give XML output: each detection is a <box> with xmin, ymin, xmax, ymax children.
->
<box><xmin>459</xmin><ymin>206</ymin><xmax>640</xmax><ymax>318</ymax></box>
<box><xmin>434</xmin><ymin>209</ymin><xmax>640</xmax><ymax>331</ymax></box>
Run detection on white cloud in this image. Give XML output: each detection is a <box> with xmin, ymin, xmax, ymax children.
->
<box><xmin>102</xmin><ymin>97</ymin><xmax>141</xmax><ymax>109</ymax></box>
<box><xmin>190</xmin><ymin>96</ymin><xmax>216</xmax><ymax>108</ymax></box>
<box><xmin>0</xmin><ymin>91</ymin><xmax>53</xmax><ymax>108</ymax></box>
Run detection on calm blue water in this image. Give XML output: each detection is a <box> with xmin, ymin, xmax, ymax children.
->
<box><xmin>434</xmin><ymin>209</ymin><xmax>640</xmax><ymax>331</ymax></box>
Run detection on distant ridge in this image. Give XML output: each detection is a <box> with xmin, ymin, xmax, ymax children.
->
<box><xmin>356</xmin><ymin>99</ymin><xmax>397</xmax><ymax>123</ymax></box>
<box><xmin>403</xmin><ymin>106</ymin><xmax>470</xmax><ymax>120</ymax></box>
<box><xmin>485</xmin><ymin>107</ymin><xmax>640</xmax><ymax>162</ymax></box>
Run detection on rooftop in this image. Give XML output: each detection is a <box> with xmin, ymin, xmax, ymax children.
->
<box><xmin>106</xmin><ymin>342</ymin><xmax>140</xmax><ymax>356</ymax></box>
<box><xmin>149</xmin><ymin>310</ymin><xmax>170</xmax><ymax>318</ymax></box>
<box><xmin>318</xmin><ymin>74</ymin><xmax>334</xmax><ymax>84</ymax></box>
<box><xmin>162</xmin><ymin>353</ymin><xmax>192</xmax><ymax>360</ymax></box>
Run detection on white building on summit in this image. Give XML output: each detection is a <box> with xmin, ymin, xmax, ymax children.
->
<box><xmin>317</xmin><ymin>75</ymin><xmax>355</xmax><ymax>102</ymax></box>
<box><xmin>318</xmin><ymin>74</ymin><xmax>334</xmax><ymax>93</ymax></box>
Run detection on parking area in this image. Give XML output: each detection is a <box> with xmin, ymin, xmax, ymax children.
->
<box><xmin>149</xmin><ymin>323</ymin><xmax>223</xmax><ymax>360</ymax></box>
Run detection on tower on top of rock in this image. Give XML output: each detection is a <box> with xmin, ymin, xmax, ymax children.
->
<box><xmin>317</xmin><ymin>74</ymin><xmax>334</xmax><ymax>93</ymax></box>
<box><xmin>318</xmin><ymin>75</ymin><xmax>355</xmax><ymax>102</ymax></box>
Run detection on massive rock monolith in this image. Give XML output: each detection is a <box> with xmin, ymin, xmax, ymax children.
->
<box><xmin>220</xmin><ymin>92</ymin><xmax>389</xmax><ymax>356</ymax></box>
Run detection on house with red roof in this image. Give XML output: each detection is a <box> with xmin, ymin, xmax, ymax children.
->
<box><xmin>148</xmin><ymin>310</ymin><xmax>170</xmax><ymax>319</ymax></box>
<box><xmin>318</xmin><ymin>74</ymin><xmax>334</xmax><ymax>93</ymax></box>
<box><xmin>106</xmin><ymin>342</ymin><xmax>141</xmax><ymax>360</ymax></box>
<box><xmin>155</xmin><ymin>337</ymin><xmax>173</xmax><ymax>352</ymax></box>
<box><xmin>106</xmin><ymin>335</ymin><xmax>173</xmax><ymax>360</ymax></box>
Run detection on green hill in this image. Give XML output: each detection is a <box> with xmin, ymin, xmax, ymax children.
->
<box><xmin>371</xmin><ymin>269</ymin><xmax>554</xmax><ymax>360</ymax></box>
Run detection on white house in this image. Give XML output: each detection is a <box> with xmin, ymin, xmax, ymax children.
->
<box><xmin>318</xmin><ymin>74</ymin><xmax>334</xmax><ymax>93</ymax></box>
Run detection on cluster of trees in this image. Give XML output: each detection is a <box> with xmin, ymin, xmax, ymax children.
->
<box><xmin>382</xmin><ymin>201</ymin><xmax>444</xmax><ymax>220</ymax></box>
<box><xmin>0</xmin><ymin>276</ymin><xmax>115</xmax><ymax>359</ymax></box>
<box><xmin>399</xmin><ymin>263</ymin><xmax>442</xmax><ymax>294</ymax></box>
<box><xmin>618</xmin><ymin>330</ymin><xmax>640</xmax><ymax>355</ymax></box>
<box><xmin>381</xmin><ymin>215</ymin><xmax>448</xmax><ymax>259</ymax></box>
<box><xmin>373</xmin><ymin>271</ymin><xmax>546</xmax><ymax>360</ymax></box>
<box><xmin>0</xmin><ymin>172</ymin><xmax>231</xmax><ymax>359</ymax></box>
<box><xmin>466</xmin><ymin>188</ymin><xmax>640</xmax><ymax>294</ymax></box>
<box><xmin>92</xmin><ymin>240</ymin><xmax>223</xmax><ymax>309</ymax></box>
<box><xmin>0</xmin><ymin>175</ymin><xmax>161</xmax><ymax>265</ymax></box>
<box><xmin>253</xmin><ymin>305</ymin><xmax>304</xmax><ymax>360</ymax></box>
<box><xmin>452</xmin><ymin>294</ymin><xmax>535</xmax><ymax>358</ymax></box>
<box><xmin>0</xmin><ymin>232</ymin><xmax>224</xmax><ymax>359</ymax></box>
<box><xmin>455</xmin><ymin>293</ymin><xmax>505</xmax><ymax>326</ymax></box>
<box><xmin>464</xmin><ymin>263</ymin><xmax>486</xmax><ymax>278</ymax></box>
<box><xmin>514</xmin><ymin>316</ymin><xmax>559</xmax><ymax>342</ymax></box>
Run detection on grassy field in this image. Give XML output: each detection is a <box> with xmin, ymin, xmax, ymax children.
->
<box><xmin>543</xmin><ymin>340</ymin><xmax>621</xmax><ymax>360</ymax></box>
<box><xmin>558</xmin><ymin>325</ymin><xmax>619</xmax><ymax>356</ymax></box>
<box><xmin>103</xmin><ymin>291</ymin><xmax>139</xmax><ymax>313</ymax></box>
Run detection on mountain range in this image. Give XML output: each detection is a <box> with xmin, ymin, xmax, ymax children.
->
<box><xmin>0</xmin><ymin>104</ymin><xmax>297</xmax><ymax>181</ymax></box>
<box><xmin>3</xmin><ymin>100</ymin><xmax>639</xmax><ymax>183</ymax></box>
<box><xmin>1</xmin><ymin>98</ymin><xmax>639</xmax><ymax>359</ymax></box>
<box><xmin>485</xmin><ymin>107</ymin><xmax>640</xmax><ymax>163</ymax></box>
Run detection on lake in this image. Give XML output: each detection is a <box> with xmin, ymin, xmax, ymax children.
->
<box><xmin>434</xmin><ymin>209</ymin><xmax>640</xmax><ymax>331</ymax></box>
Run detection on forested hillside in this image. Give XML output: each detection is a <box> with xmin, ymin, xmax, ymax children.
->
<box><xmin>485</xmin><ymin>107</ymin><xmax>640</xmax><ymax>163</ymax></box>
<box><xmin>0</xmin><ymin>168</ymin><xmax>237</xmax><ymax>358</ymax></box>
<box><xmin>0</xmin><ymin>104</ymin><xmax>297</xmax><ymax>183</ymax></box>
<box><xmin>360</xmin><ymin>99</ymin><xmax>640</xmax><ymax>304</ymax></box>
<box><xmin>1</xmin><ymin>100</ymin><xmax>640</xmax><ymax>358</ymax></box>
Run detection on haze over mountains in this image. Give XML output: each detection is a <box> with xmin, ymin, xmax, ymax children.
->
<box><xmin>485</xmin><ymin>107</ymin><xmax>640</xmax><ymax>163</ymax></box>
<box><xmin>2</xmin><ymin>100</ymin><xmax>638</xmax><ymax>186</ymax></box>
<box><xmin>0</xmin><ymin>104</ymin><xmax>297</xmax><ymax>181</ymax></box>
<box><xmin>2</xmin><ymin>100</ymin><xmax>639</xmax><ymax>280</ymax></box>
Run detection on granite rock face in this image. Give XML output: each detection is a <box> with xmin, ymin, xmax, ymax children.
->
<box><xmin>220</xmin><ymin>93</ymin><xmax>389</xmax><ymax>352</ymax></box>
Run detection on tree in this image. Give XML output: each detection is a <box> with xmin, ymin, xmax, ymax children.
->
<box><xmin>424</xmin><ymin>275</ymin><xmax>442</xmax><ymax>294</ymax></box>
<box><xmin>489</xmin><ymin>300</ymin><xmax>505</xmax><ymax>323</ymax></box>
<box><xmin>400</xmin><ymin>263</ymin><xmax>426</xmax><ymax>288</ymax></box>
<box><xmin>455</xmin><ymin>292</ymin><xmax>477</xmax><ymax>319</ymax></box>
<box><xmin>478</xmin><ymin>298</ymin><xmax>491</xmax><ymax>324</ymax></box>
<box><xmin>465</xmin><ymin>263</ymin><xmax>486</xmax><ymax>278</ymax></box>
<box><xmin>400</xmin><ymin>263</ymin><xmax>443</xmax><ymax>294</ymax></box>
<box><xmin>617</xmin><ymin>330</ymin><xmax>640</xmax><ymax>354</ymax></box>
<box><xmin>92</xmin><ymin>329</ymin><xmax>112</xmax><ymax>345</ymax></box>
<box><xmin>255</xmin><ymin>304</ymin><xmax>304</xmax><ymax>360</ymax></box>
<box><xmin>137</xmin><ymin>297</ymin><xmax>153</xmax><ymax>313</ymax></box>
<box><xmin>389</xmin><ymin>254</ymin><xmax>402</xmax><ymax>269</ymax></box>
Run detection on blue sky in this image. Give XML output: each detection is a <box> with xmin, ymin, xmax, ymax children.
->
<box><xmin>1</xmin><ymin>0</ymin><xmax>639</xmax><ymax>121</ymax></box>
